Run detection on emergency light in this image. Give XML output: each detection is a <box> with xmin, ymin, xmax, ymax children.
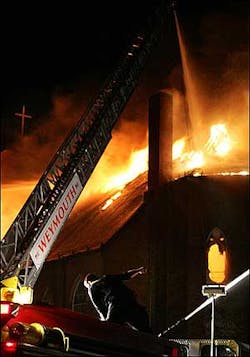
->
<box><xmin>0</xmin><ymin>301</ymin><xmax>19</xmax><ymax>327</ymax></box>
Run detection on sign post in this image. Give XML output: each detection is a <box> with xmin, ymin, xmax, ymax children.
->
<box><xmin>202</xmin><ymin>285</ymin><xmax>227</xmax><ymax>357</ymax></box>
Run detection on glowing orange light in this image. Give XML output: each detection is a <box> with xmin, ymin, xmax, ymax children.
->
<box><xmin>100</xmin><ymin>148</ymin><xmax>148</xmax><ymax>210</ymax></box>
<box><xmin>101</xmin><ymin>148</ymin><xmax>148</xmax><ymax>193</ymax></box>
<box><xmin>1</xmin><ymin>181</ymin><xmax>36</xmax><ymax>239</ymax></box>
<box><xmin>208</xmin><ymin>244</ymin><xmax>226</xmax><ymax>283</ymax></box>
<box><xmin>101</xmin><ymin>191</ymin><xmax>122</xmax><ymax>210</ymax></box>
<box><xmin>172</xmin><ymin>138</ymin><xmax>185</xmax><ymax>160</ymax></box>
<box><xmin>181</xmin><ymin>150</ymin><xmax>204</xmax><ymax>171</ymax></box>
<box><xmin>205</xmin><ymin>124</ymin><xmax>233</xmax><ymax>157</ymax></box>
<box><xmin>1</xmin><ymin>121</ymin><xmax>248</xmax><ymax>234</ymax></box>
<box><xmin>172</xmin><ymin>137</ymin><xmax>205</xmax><ymax>173</ymax></box>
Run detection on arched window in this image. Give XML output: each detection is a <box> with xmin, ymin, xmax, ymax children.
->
<box><xmin>206</xmin><ymin>227</ymin><xmax>227</xmax><ymax>284</ymax></box>
<box><xmin>72</xmin><ymin>277</ymin><xmax>88</xmax><ymax>313</ymax></box>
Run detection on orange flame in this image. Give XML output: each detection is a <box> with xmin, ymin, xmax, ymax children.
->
<box><xmin>1</xmin><ymin>123</ymin><xmax>248</xmax><ymax>236</ymax></box>
<box><xmin>1</xmin><ymin>181</ymin><xmax>36</xmax><ymax>238</ymax></box>
<box><xmin>172</xmin><ymin>137</ymin><xmax>204</xmax><ymax>173</ymax></box>
<box><xmin>100</xmin><ymin>148</ymin><xmax>148</xmax><ymax>210</ymax></box>
<box><xmin>101</xmin><ymin>191</ymin><xmax>122</xmax><ymax>211</ymax></box>
<box><xmin>205</xmin><ymin>124</ymin><xmax>233</xmax><ymax>157</ymax></box>
<box><xmin>101</xmin><ymin>148</ymin><xmax>148</xmax><ymax>193</ymax></box>
<box><xmin>172</xmin><ymin>138</ymin><xmax>185</xmax><ymax>160</ymax></box>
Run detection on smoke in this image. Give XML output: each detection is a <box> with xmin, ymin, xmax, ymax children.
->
<box><xmin>1</xmin><ymin>90</ymin><xmax>92</xmax><ymax>183</ymax></box>
<box><xmin>196</xmin><ymin>12</ymin><xmax>249</xmax><ymax>156</ymax></box>
<box><xmin>166</xmin><ymin>8</ymin><xmax>249</xmax><ymax>159</ymax></box>
<box><xmin>1</xmin><ymin>84</ymin><xmax>149</xmax><ymax>186</ymax></box>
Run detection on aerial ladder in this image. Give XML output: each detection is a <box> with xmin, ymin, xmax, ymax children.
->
<box><xmin>1</xmin><ymin>1</ymin><xmax>172</xmax><ymax>305</ymax></box>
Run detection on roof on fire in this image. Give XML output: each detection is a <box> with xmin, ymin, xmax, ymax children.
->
<box><xmin>47</xmin><ymin>173</ymin><xmax>147</xmax><ymax>261</ymax></box>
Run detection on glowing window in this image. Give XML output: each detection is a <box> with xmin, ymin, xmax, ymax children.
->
<box><xmin>207</xmin><ymin>227</ymin><xmax>227</xmax><ymax>284</ymax></box>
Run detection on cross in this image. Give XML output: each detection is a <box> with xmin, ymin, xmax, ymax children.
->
<box><xmin>14</xmin><ymin>105</ymin><xmax>32</xmax><ymax>136</ymax></box>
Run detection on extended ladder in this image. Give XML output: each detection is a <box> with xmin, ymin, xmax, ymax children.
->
<box><xmin>1</xmin><ymin>2</ymin><xmax>170</xmax><ymax>293</ymax></box>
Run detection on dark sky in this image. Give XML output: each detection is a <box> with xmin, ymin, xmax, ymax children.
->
<box><xmin>2</xmin><ymin>1</ymin><xmax>247</xmax><ymax>93</ymax></box>
<box><xmin>1</xmin><ymin>1</ymin><xmax>164</xmax><ymax>142</ymax></box>
<box><xmin>1</xmin><ymin>0</ymin><xmax>249</xmax><ymax>149</ymax></box>
<box><xmin>2</xmin><ymin>2</ymin><xmax>162</xmax><ymax>92</ymax></box>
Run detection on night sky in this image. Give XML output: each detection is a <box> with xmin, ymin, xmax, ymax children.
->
<box><xmin>1</xmin><ymin>0</ymin><xmax>249</xmax><ymax>150</ymax></box>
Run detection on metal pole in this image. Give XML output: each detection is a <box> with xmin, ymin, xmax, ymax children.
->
<box><xmin>210</xmin><ymin>295</ymin><xmax>215</xmax><ymax>357</ymax></box>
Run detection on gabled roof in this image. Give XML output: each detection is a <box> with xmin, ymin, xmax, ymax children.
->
<box><xmin>47</xmin><ymin>173</ymin><xmax>147</xmax><ymax>261</ymax></box>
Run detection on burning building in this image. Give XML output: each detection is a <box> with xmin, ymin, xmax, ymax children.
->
<box><xmin>1</xmin><ymin>64</ymin><xmax>249</xmax><ymax>346</ymax></box>
<box><xmin>1</xmin><ymin>1</ymin><xmax>249</xmax><ymax>344</ymax></box>
<box><xmin>26</xmin><ymin>88</ymin><xmax>248</xmax><ymax>342</ymax></box>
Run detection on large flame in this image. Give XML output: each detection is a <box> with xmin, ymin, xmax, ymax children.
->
<box><xmin>0</xmin><ymin>148</ymin><xmax>148</xmax><ymax>238</ymax></box>
<box><xmin>205</xmin><ymin>124</ymin><xmax>233</xmax><ymax>157</ymax></box>
<box><xmin>100</xmin><ymin>148</ymin><xmax>148</xmax><ymax>210</ymax></box>
<box><xmin>172</xmin><ymin>122</ymin><xmax>240</xmax><ymax>176</ymax></box>
<box><xmin>1</xmin><ymin>122</ymin><xmax>248</xmax><ymax>239</ymax></box>
<box><xmin>101</xmin><ymin>148</ymin><xmax>148</xmax><ymax>193</ymax></box>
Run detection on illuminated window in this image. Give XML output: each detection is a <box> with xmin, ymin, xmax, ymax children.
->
<box><xmin>206</xmin><ymin>227</ymin><xmax>227</xmax><ymax>284</ymax></box>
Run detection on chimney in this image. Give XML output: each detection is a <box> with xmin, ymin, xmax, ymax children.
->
<box><xmin>148</xmin><ymin>91</ymin><xmax>173</xmax><ymax>192</ymax></box>
<box><xmin>147</xmin><ymin>91</ymin><xmax>173</xmax><ymax>331</ymax></box>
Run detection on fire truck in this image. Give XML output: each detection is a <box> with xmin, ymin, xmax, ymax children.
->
<box><xmin>0</xmin><ymin>2</ymin><xmax>186</xmax><ymax>356</ymax></box>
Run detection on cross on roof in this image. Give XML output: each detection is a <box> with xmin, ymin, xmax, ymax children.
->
<box><xmin>14</xmin><ymin>105</ymin><xmax>32</xmax><ymax>136</ymax></box>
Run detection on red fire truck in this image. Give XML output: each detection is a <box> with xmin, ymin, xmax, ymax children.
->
<box><xmin>1</xmin><ymin>301</ymin><xmax>248</xmax><ymax>356</ymax></box>
<box><xmin>1</xmin><ymin>301</ymin><xmax>186</xmax><ymax>356</ymax></box>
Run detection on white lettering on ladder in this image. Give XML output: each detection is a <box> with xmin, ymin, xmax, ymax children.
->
<box><xmin>30</xmin><ymin>174</ymin><xmax>83</xmax><ymax>269</ymax></box>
